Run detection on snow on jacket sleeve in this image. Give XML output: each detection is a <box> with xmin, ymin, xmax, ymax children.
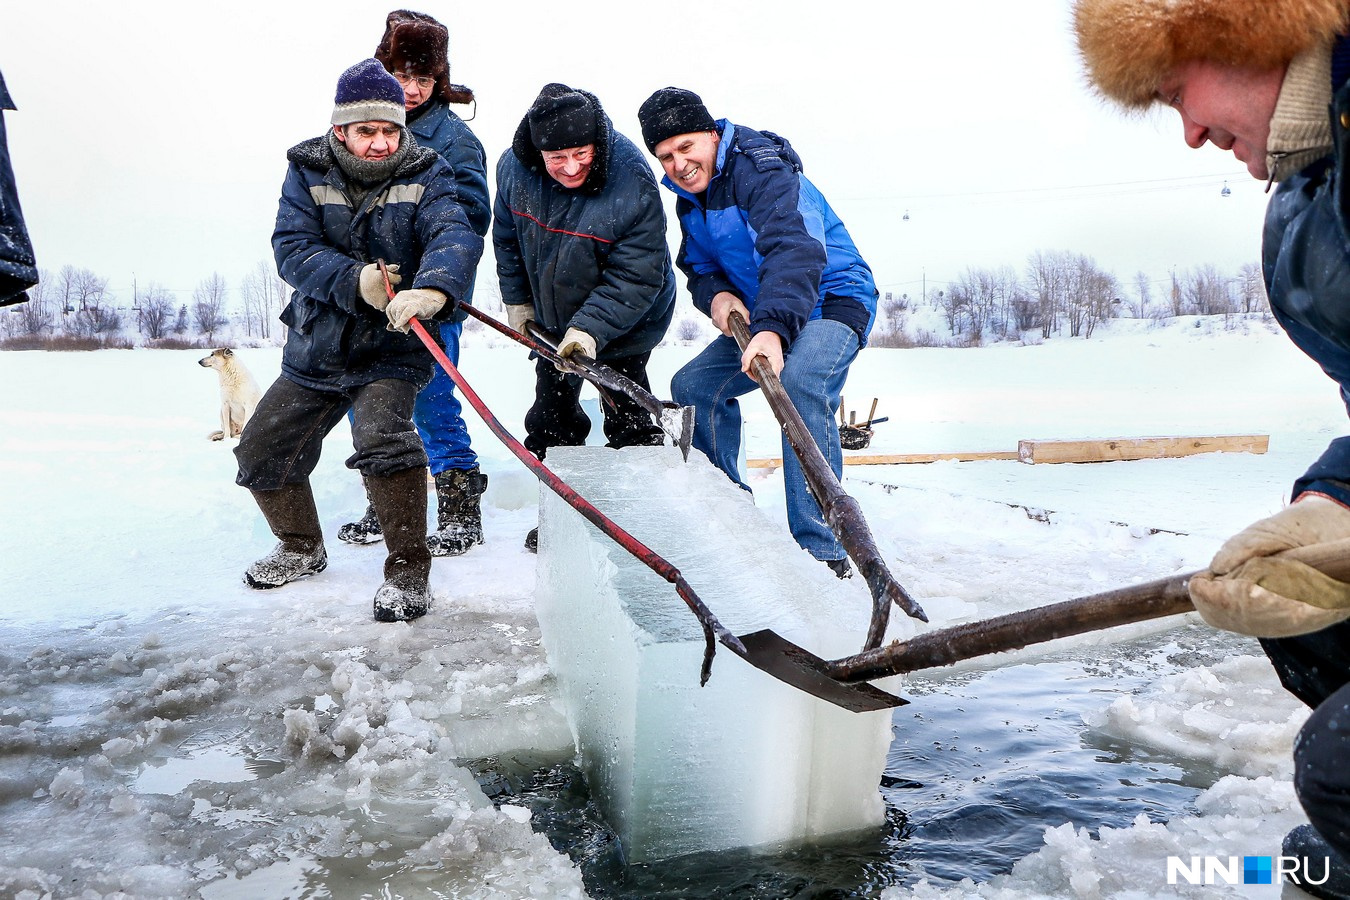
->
<box><xmin>566</xmin><ymin>168</ymin><xmax>671</xmax><ymax>354</ymax></box>
<box><xmin>737</xmin><ymin>155</ymin><xmax>826</xmax><ymax>346</ymax></box>
<box><xmin>491</xmin><ymin>151</ymin><xmax>535</xmax><ymax>312</ymax></box>
<box><xmin>272</xmin><ymin>163</ymin><xmax>365</xmax><ymax>317</ymax></box>
<box><xmin>407</xmin><ymin>158</ymin><xmax>484</xmax><ymax>314</ymax></box>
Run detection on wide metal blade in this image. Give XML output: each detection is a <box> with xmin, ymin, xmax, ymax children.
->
<box><xmin>736</xmin><ymin>629</ymin><xmax>907</xmax><ymax>712</ymax></box>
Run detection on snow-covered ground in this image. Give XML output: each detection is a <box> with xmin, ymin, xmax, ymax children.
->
<box><xmin>1</xmin><ymin>316</ymin><xmax>1345</xmax><ymax>899</ymax></box>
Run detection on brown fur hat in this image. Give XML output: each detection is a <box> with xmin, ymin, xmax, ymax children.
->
<box><xmin>1074</xmin><ymin>0</ymin><xmax>1350</xmax><ymax>108</ymax></box>
<box><xmin>374</xmin><ymin>9</ymin><xmax>475</xmax><ymax>107</ymax></box>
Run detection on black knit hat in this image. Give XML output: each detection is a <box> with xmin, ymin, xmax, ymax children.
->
<box><xmin>526</xmin><ymin>83</ymin><xmax>598</xmax><ymax>151</ymax></box>
<box><xmin>637</xmin><ymin>87</ymin><xmax>717</xmax><ymax>153</ymax></box>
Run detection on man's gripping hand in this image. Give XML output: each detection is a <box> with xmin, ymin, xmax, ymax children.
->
<box><xmin>359</xmin><ymin>263</ymin><xmax>400</xmax><ymax>310</ymax></box>
<box><xmin>1188</xmin><ymin>495</ymin><xmax>1350</xmax><ymax>637</ymax></box>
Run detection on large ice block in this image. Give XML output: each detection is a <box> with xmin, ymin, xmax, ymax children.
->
<box><xmin>534</xmin><ymin>445</ymin><xmax>894</xmax><ymax>862</ymax></box>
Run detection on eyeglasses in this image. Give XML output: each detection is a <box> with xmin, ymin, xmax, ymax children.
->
<box><xmin>392</xmin><ymin>72</ymin><xmax>435</xmax><ymax>89</ymax></box>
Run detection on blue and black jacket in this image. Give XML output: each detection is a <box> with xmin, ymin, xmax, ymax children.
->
<box><xmin>407</xmin><ymin>99</ymin><xmax>491</xmax><ymax>238</ymax></box>
<box><xmin>662</xmin><ymin>119</ymin><xmax>877</xmax><ymax>347</ymax></box>
<box><xmin>272</xmin><ymin>133</ymin><xmax>483</xmax><ymax>392</ymax></box>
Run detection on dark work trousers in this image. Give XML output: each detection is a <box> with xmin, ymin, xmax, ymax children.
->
<box><xmin>1264</xmin><ymin>621</ymin><xmax>1350</xmax><ymax>857</ymax></box>
<box><xmin>522</xmin><ymin>351</ymin><xmax>664</xmax><ymax>460</ymax></box>
<box><xmin>235</xmin><ymin>375</ymin><xmax>425</xmax><ymax>490</ymax></box>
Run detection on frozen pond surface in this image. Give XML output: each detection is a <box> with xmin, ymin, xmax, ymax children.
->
<box><xmin>0</xmin><ymin>321</ymin><xmax>1340</xmax><ymax>897</ymax></box>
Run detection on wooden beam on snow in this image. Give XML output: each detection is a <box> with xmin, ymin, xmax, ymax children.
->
<box><xmin>1016</xmin><ymin>434</ymin><xmax>1269</xmax><ymax>465</ymax></box>
<box><xmin>747</xmin><ymin>450</ymin><xmax>1020</xmax><ymax>469</ymax></box>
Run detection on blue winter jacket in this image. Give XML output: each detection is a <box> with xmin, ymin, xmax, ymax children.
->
<box><xmin>493</xmin><ymin>90</ymin><xmax>676</xmax><ymax>358</ymax></box>
<box><xmin>407</xmin><ymin>99</ymin><xmax>490</xmax><ymax>238</ymax></box>
<box><xmin>272</xmin><ymin>133</ymin><xmax>483</xmax><ymax>392</ymax></box>
<box><xmin>1267</xmin><ymin>39</ymin><xmax>1350</xmax><ymax>506</ymax></box>
<box><xmin>661</xmin><ymin>119</ymin><xmax>877</xmax><ymax>347</ymax></box>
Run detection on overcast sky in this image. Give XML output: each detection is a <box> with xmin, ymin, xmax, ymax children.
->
<box><xmin>2</xmin><ymin>0</ymin><xmax>1268</xmax><ymax>308</ymax></box>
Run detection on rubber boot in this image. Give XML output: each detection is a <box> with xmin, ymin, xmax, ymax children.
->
<box><xmin>427</xmin><ymin>466</ymin><xmax>487</xmax><ymax>557</ymax></box>
<box><xmin>366</xmin><ymin>467</ymin><xmax>434</xmax><ymax>622</ymax></box>
<box><xmin>337</xmin><ymin>477</ymin><xmax>383</xmax><ymax>545</ymax></box>
<box><xmin>245</xmin><ymin>481</ymin><xmax>328</xmax><ymax>589</ymax></box>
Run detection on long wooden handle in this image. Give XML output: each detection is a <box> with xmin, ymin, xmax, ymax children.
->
<box><xmin>826</xmin><ymin>537</ymin><xmax>1350</xmax><ymax>682</ymax></box>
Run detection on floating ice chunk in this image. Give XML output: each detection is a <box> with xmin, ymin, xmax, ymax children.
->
<box><xmin>535</xmin><ymin>446</ymin><xmax>894</xmax><ymax>862</ymax></box>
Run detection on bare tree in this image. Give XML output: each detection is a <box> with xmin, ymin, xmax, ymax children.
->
<box><xmin>240</xmin><ymin>261</ymin><xmax>288</xmax><ymax>341</ymax></box>
<box><xmin>137</xmin><ymin>286</ymin><xmax>176</xmax><ymax>340</ymax></box>
<box><xmin>9</xmin><ymin>269</ymin><xmax>53</xmax><ymax>335</ymax></box>
<box><xmin>193</xmin><ymin>273</ymin><xmax>228</xmax><ymax>342</ymax></box>
<box><xmin>1129</xmin><ymin>271</ymin><xmax>1153</xmax><ymax>319</ymax></box>
<box><xmin>1182</xmin><ymin>264</ymin><xmax>1233</xmax><ymax>316</ymax></box>
<box><xmin>1027</xmin><ymin>250</ymin><xmax>1070</xmax><ymax>338</ymax></box>
<box><xmin>1237</xmin><ymin>262</ymin><xmax>1267</xmax><ymax>315</ymax></box>
<box><xmin>58</xmin><ymin>267</ymin><xmax>114</xmax><ymax>335</ymax></box>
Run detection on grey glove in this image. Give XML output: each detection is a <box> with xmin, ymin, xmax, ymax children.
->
<box><xmin>505</xmin><ymin>302</ymin><xmax>535</xmax><ymax>334</ymax></box>
<box><xmin>358</xmin><ymin>263</ymin><xmax>400</xmax><ymax>310</ymax></box>
<box><xmin>386</xmin><ymin>288</ymin><xmax>447</xmax><ymax>333</ymax></box>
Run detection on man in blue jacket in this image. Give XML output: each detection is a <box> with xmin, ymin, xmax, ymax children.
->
<box><xmin>638</xmin><ymin>87</ymin><xmax>877</xmax><ymax>577</ymax></box>
<box><xmin>235</xmin><ymin>58</ymin><xmax>483</xmax><ymax>623</ymax></box>
<box><xmin>494</xmin><ymin>83</ymin><xmax>677</xmax><ymax>551</ymax></box>
<box><xmin>1076</xmin><ymin>1</ymin><xmax>1350</xmax><ymax>892</ymax></box>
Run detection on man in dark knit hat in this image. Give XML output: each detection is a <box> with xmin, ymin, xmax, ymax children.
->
<box><xmin>336</xmin><ymin>9</ymin><xmax>493</xmax><ymax>561</ymax></box>
<box><xmin>493</xmin><ymin>82</ymin><xmax>676</xmax><ymax>552</ymax></box>
<box><xmin>637</xmin><ymin>86</ymin><xmax>877</xmax><ymax>578</ymax></box>
<box><xmin>235</xmin><ymin>58</ymin><xmax>483</xmax><ymax>623</ymax></box>
<box><xmin>1075</xmin><ymin>1</ymin><xmax>1350</xmax><ymax>892</ymax></box>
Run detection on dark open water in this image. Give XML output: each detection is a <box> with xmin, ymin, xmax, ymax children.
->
<box><xmin>470</xmin><ymin>624</ymin><xmax>1248</xmax><ymax>898</ymax></box>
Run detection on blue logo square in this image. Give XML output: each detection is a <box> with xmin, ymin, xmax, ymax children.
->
<box><xmin>1244</xmin><ymin>856</ymin><xmax>1273</xmax><ymax>885</ymax></box>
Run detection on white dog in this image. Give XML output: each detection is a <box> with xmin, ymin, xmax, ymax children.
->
<box><xmin>199</xmin><ymin>348</ymin><xmax>261</xmax><ymax>441</ymax></box>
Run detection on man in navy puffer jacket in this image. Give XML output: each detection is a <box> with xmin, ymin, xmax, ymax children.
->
<box><xmin>235</xmin><ymin>59</ymin><xmax>482</xmax><ymax>623</ymax></box>
<box><xmin>1077</xmin><ymin>1</ymin><xmax>1350</xmax><ymax>892</ymax></box>
<box><xmin>638</xmin><ymin>87</ymin><xmax>877</xmax><ymax>577</ymax></box>
<box><xmin>494</xmin><ymin>83</ymin><xmax>677</xmax><ymax>551</ymax></box>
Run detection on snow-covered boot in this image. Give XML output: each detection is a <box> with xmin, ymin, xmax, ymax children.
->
<box><xmin>367</xmin><ymin>467</ymin><xmax>434</xmax><ymax>623</ymax></box>
<box><xmin>427</xmin><ymin>466</ymin><xmax>487</xmax><ymax>557</ymax></box>
<box><xmin>245</xmin><ymin>481</ymin><xmax>328</xmax><ymax>589</ymax></box>
<box><xmin>337</xmin><ymin>477</ymin><xmax>383</xmax><ymax>545</ymax></box>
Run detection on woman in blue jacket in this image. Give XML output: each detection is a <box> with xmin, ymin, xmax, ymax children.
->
<box><xmin>338</xmin><ymin>10</ymin><xmax>493</xmax><ymax>558</ymax></box>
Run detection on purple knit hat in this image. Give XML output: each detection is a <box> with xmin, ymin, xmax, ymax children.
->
<box><xmin>331</xmin><ymin>58</ymin><xmax>407</xmax><ymax>127</ymax></box>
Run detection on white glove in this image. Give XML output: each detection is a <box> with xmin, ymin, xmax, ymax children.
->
<box><xmin>386</xmin><ymin>288</ymin><xmax>447</xmax><ymax>333</ymax></box>
<box><xmin>358</xmin><ymin>263</ymin><xmax>400</xmax><ymax>310</ymax></box>
<box><xmin>1188</xmin><ymin>495</ymin><xmax>1350</xmax><ymax>637</ymax></box>
<box><xmin>505</xmin><ymin>303</ymin><xmax>535</xmax><ymax>334</ymax></box>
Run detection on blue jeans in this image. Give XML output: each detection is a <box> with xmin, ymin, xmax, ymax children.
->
<box><xmin>672</xmin><ymin>318</ymin><xmax>860</xmax><ymax>561</ymax></box>
<box><xmin>345</xmin><ymin>319</ymin><xmax>477</xmax><ymax>476</ymax></box>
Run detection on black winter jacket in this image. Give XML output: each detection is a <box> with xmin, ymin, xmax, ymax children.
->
<box><xmin>272</xmin><ymin>134</ymin><xmax>483</xmax><ymax>391</ymax></box>
<box><xmin>492</xmin><ymin>92</ymin><xmax>676</xmax><ymax>358</ymax></box>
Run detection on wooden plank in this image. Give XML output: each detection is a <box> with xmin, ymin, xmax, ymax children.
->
<box><xmin>747</xmin><ymin>450</ymin><xmax>1020</xmax><ymax>469</ymax></box>
<box><xmin>1017</xmin><ymin>434</ymin><xmax>1269</xmax><ymax>465</ymax></box>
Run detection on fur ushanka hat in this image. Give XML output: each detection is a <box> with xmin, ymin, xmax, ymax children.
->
<box><xmin>374</xmin><ymin>9</ymin><xmax>475</xmax><ymax>107</ymax></box>
<box><xmin>1073</xmin><ymin>0</ymin><xmax>1350</xmax><ymax>108</ymax></box>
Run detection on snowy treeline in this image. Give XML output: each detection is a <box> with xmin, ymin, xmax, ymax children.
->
<box><xmin>875</xmin><ymin>252</ymin><xmax>1269</xmax><ymax>348</ymax></box>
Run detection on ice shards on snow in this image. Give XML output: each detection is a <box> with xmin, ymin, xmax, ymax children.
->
<box><xmin>535</xmin><ymin>445</ymin><xmax>894</xmax><ymax>862</ymax></box>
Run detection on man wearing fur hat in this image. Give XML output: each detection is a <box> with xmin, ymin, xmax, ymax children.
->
<box><xmin>235</xmin><ymin>58</ymin><xmax>483</xmax><ymax>623</ymax></box>
<box><xmin>637</xmin><ymin>87</ymin><xmax>877</xmax><ymax>578</ymax></box>
<box><xmin>337</xmin><ymin>10</ymin><xmax>493</xmax><ymax>560</ymax></box>
<box><xmin>493</xmin><ymin>82</ymin><xmax>677</xmax><ymax>551</ymax></box>
<box><xmin>1075</xmin><ymin>0</ymin><xmax>1350</xmax><ymax>889</ymax></box>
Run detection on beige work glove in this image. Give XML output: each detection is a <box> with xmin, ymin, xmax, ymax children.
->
<box><xmin>386</xmin><ymin>288</ymin><xmax>447</xmax><ymax>333</ymax></box>
<box><xmin>505</xmin><ymin>302</ymin><xmax>535</xmax><ymax>334</ymax></box>
<box><xmin>557</xmin><ymin>327</ymin><xmax>596</xmax><ymax>360</ymax></box>
<box><xmin>1188</xmin><ymin>495</ymin><xmax>1350</xmax><ymax>637</ymax></box>
<box><xmin>358</xmin><ymin>263</ymin><xmax>400</xmax><ymax>310</ymax></box>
